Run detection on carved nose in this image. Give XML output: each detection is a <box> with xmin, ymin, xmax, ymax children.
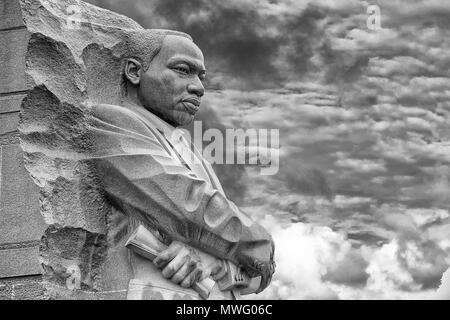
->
<box><xmin>187</xmin><ymin>81</ymin><xmax>205</xmax><ymax>98</ymax></box>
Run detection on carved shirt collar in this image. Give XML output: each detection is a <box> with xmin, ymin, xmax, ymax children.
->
<box><xmin>123</xmin><ymin>101</ymin><xmax>179</xmax><ymax>140</ymax></box>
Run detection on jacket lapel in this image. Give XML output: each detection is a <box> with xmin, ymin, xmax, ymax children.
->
<box><xmin>126</xmin><ymin>103</ymin><xmax>223</xmax><ymax>191</ymax></box>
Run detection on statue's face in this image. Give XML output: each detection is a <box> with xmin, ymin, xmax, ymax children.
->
<box><xmin>138</xmin><ymin>35</ymin><xmax>206</xmax><ymax>127</ymax></box>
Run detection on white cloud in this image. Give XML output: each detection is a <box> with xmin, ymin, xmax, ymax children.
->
<box><xmin>435</xmin><ymin>267</ymin><xmax>450</xmax><ymax>299</ymax></box>
<box><xmin>250</xmin><ymin>215</ymin><xmax>352</xmax><ymax>299</ymax></box>
<box><xmin>334</xmin><ymin>152</ymin><xmax>387</xmax><ymax>173</ymax></box>
<box><xmin>407</xmin><ymin>208</ymin><xmax>449</xmax><ymax>227</ymax></box>
<box><xmin>365</xmin><ymin>240</ymin><xmax>420</xmax><ymax>295</ymax></box>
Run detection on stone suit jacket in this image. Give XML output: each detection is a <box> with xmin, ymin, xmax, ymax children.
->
<box><xmin>87</xmin><ymin>102</ymin><xmax>274</xmax><ymax>298</ymax></box>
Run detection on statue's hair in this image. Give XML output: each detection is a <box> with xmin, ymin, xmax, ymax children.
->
<box><xmin>115</xmin><ymin>29</ymin><xmax>193</xmax><ymax>97</ymax></box>
<box><xmin>115</xmin><ymin>29</ymin><xmax>193</xmax><ymax>71</ymax></box>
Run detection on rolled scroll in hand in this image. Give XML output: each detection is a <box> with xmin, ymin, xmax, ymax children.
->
<box><xmin>125</xmin><ymin>225</ymin><xmax>260</xmax><ymax>299</ymax></box>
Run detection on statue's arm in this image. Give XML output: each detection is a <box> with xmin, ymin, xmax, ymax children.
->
<box><xmin>88</xmin><ymin>104</ymin><xmax>275</xmax><ymax>293</ymax></box>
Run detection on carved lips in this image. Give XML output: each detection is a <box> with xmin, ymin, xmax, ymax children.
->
<box><xmin>181</xmin><ymin>97</ymin><xmax>201</xmax><ymax>115</ymax></box>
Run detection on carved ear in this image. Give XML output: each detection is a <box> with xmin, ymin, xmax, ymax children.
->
<box><xmin>124</xmin><ymin>58</ymin><xmax>142</xmax><ymax>85</ymax></box>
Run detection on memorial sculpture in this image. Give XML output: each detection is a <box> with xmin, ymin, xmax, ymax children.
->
<box><xmin>18</xmin><ymin>0</ymin><xmax>275</xmax><ymax>299</ymax></box>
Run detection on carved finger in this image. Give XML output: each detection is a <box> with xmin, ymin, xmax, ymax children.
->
<box><xmin>154</xmin><ymin>243</ymin><xmax>182</xmax><ymax>268</ymax></box>
<box><xmin>180</xmin><ymin>267</ymin><xmax>202</xmax><ymax>288</ymax></box>
<box><xmin>161</xmin><ymin>251</ymin><xmax>188</xmax><ymax>279</ymax></box>
<box><xmin>171</xmin><ymin>258</ymin><xmax>196</xmax><ymax>285</ymax></box>
<box><xmin>210</xmin><ymin>260</ymin><xmax>227</xmax><ymax>281</ymax></box>
<box><xmin>198</xmin><ymin>267</ymin><xmax>211</xmax><ymax>282</ymax></box>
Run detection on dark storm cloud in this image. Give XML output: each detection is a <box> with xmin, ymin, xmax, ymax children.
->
<box><xmin>185</xmin><ymin>103</ymin><xmax>249</xmax><ymax>205</ymax></box>
<box><xmin>320</xmin><ymin>41</ymin><xmax>371</xmax><ymax>84</ymax></box>
<box><xmin>151</xmin><ymin>0</ymin><xmax>283</xmax><ymax>87</ymax></box>
<box><xmin>87</xmin><ymin>0</ymin><xmax>329</xmax><ymax>89</ymax></box>
<box><xmin>277</xmin><ymin>156</ymin><xmax>334</xmax><ymax>199</ymax></box>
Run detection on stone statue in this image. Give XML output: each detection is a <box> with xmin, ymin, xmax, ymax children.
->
<box><xmin>18</xmin><ymin>0</ymin><xmax>275</xmax><ymax>299</ymax></box>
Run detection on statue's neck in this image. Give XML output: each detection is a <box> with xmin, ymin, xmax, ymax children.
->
<box><xmin>122</xmin><ymin>85</ymin><xmax>178</xmax><ymax>129</ymax></box>
<box><xmin>123</xmin><ymin>83</ymin><xmax>142</xmax><ymax>109</ymax></box>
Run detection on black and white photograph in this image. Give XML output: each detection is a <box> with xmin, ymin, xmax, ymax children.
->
<box><xmin>0</xmin><ymin>0</ymin><xmax>449</xmax><ymax>302</ymax></box>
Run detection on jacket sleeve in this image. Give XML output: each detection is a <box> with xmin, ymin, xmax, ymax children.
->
<box><xmin>87</xmin><ymin>104</ymin><xmax>275</xmax><ymax>292</ymax></box>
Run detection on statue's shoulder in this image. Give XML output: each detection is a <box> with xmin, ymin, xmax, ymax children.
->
<box><xmin>91</xmin><ymin>103</ymin><xmax>138</xmax><ymax>120</ymax></box>
<box><xmin>90</xmin><ymin>103</ymin><xmax>149</xmax><ymax>135</ymax></box>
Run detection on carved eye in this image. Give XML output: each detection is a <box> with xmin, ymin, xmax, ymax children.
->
<box><xmin>174</xmin><ymin>65</ymin><xmax>190</xmax><ymax>74</ymax></box>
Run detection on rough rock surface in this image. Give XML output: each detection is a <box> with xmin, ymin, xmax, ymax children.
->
<box><xmin>18</xmin><ymin>0</ymin><xmax>144</xmax><ymax>299</ymax></box>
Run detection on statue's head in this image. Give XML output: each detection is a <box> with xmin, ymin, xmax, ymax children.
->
<box><xmin>118</xmin><ymin>29</ymin><xmax>206</xmax><ymax>127</ymax></box>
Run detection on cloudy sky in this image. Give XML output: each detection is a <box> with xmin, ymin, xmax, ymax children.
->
<box><xmin>85</xmin><ymin>0</ymin><xmax>450</xmax><ymax>299</ymax></box>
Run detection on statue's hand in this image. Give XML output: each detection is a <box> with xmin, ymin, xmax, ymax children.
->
<box><xmin>153</xmin><ymin>241</ymin><xmax>222</xmax><ymax>288</ymax></box>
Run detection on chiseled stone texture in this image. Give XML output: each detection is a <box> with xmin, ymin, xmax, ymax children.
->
<box><xmin>0</xmin><ymin>141</ymin><xmax>45</xmax><ymax>280</ymax></box>
<box><xmin>0</xmin><ymin>144</ymin><xmax>45</xmax><ymax>244</ymax></box>
<box><xmin>0</xmin><ymin>245</ymin><xmax>41</xmax><ymax>278</ymax></box>
<box><xmin>18</xmin><ymin>0</ymin><xmax>144</xmax><ymax>298</ymax></box>
<box><xmin>0</xmin><ymin>28</ymin><xmax>31</xmax><ymax>93</ymax></box>
<box><xmin>0</xmin><ymin>275</ymin><xmax>45</xmax><ymax>300</ymax></box>
<box><xmin>0</xmin><ymin>0</ymin><xmax>25</xmax><ymax>30</ymax></box>
<box><xmin>0</xmin><ymin>94</ymin><xmax>27</xmax><ymax>113</ymax></box>
<box><xmin>0</xmin><ymin>113</ymin><xmax>20</xmax><ymax>136</ymax></box>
